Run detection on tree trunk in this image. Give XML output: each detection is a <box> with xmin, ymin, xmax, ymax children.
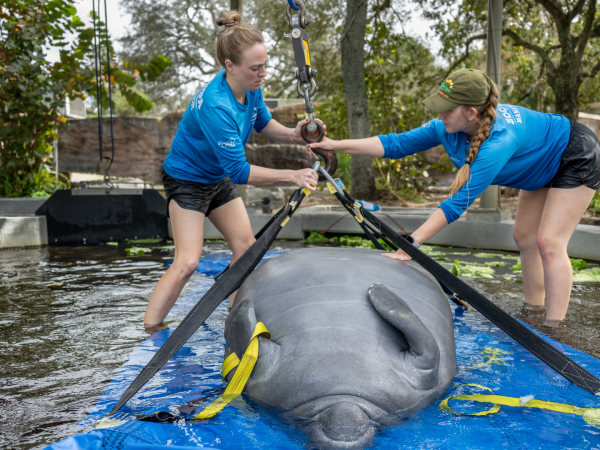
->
<box><xmin>549</xmin><ymin>64</ymin><xmax>582</xmax><ymax>121</ymax></box>
<box><xmin>341</xmin><ymin>0</ymin><xmax>375</xmax><ymax>200</ymax></box>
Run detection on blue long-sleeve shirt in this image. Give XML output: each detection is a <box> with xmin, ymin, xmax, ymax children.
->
<box><xmin>163</xmin><ymin>70</ymin><xmax>272</xmax><ymax>184</ymax></box>
<box><xmin>378</xmin><ymin>105</ymin><xmax>570</xmax><ymax>223</ymax></box>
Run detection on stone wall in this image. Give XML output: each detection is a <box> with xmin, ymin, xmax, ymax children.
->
<box><xmin>58</xmin><ymin>112</ymin><xmax>183</xmax><ymax>184</ymax></box>
<box><xmin>57</xmin><ymin>105</ymin><xmax>308</xmax><ymax>184</ymax></box>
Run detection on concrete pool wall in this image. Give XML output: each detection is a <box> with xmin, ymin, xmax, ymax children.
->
<box><xmin>3</xmin><ymin>199</ymin><xmax>600</xmax><ymax>261</ymax></box>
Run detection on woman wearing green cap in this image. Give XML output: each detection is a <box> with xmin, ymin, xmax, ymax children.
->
<box><xmin>311</xmin><ymin>68</ymin><xmax>600</xmax><ymax>327</ymax></box>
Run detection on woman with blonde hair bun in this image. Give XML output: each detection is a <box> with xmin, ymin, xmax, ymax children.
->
<box><xmin>144</xmin><ymin>11</ymin><xmax>325</xmax><ymax>327</ymax></box>
<box><xmin>312</xmin><ymin>68</ymin><xmax>600</xmax><ymax>327</ymax></box>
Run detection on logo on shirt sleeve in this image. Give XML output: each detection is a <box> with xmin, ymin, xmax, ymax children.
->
<box><xmin>497</xmin><ymin>105</ymin><xmax>522</xmax><ymax>125</ymax></box>
<box><xmin>251</xmin><ymin>107</ymin><xmax>257</xmax><ymax>125</ymax></box>
<box><xmin>191</xmin><ymin>88</ymin><xmax>205</xmax><ymax>111</ymax></box>
<box><xmin>217</xmin><ymin>137</ymin><xmax>237</xmax><ymax>148</ymax></box>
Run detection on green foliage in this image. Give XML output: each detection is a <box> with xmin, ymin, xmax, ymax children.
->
<box><xmin>317</xmin><ymin>5</ymin><xmax>452</xmax><ymax>196</ymax></box>
<box><xmin>589</xmin><ymin>191</ymin><xmax>600</xmax><ymax>216</ymax></box>
<box><xmin>0</xmin><ymin>0</ymin><xmax>169</xmax><ymax>197</ymax></box>
<box><xmin>416</xmin><ymin>0</ymin><xmax>600</xmax><ymax>118</ymax></box>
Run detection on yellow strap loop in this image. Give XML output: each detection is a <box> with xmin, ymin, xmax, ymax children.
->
<box><xmin>440</xmin><ymin>384</ymin><xmax>600</xmax><ymax>427</ymax></box>
<box><xmin>302</xmin><ymin>187</ymin><xmax>313</xmax><ymax>197</ymax></box>
<box><xmin>353</xmin><ymin>201</ymin><xmax>364</xmax><ymax>223</ymax></box>
<box><xmin>221</xmin><ymin>352</ymin><xmax>240</xmax><ymax>380</ymax></box>
<box><xmin>193</xmin><ymin>322</ymin><xmax>270</xmax><ymax>420</ymax></box>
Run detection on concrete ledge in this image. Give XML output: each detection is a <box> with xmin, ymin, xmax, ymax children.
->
<box><xmin>19</xmin><ymin>203</ymin><xmax>600</xmax><ymax>262</ymax></box>
<box><xmin>0</xmin><ymin>198</ymin><xmax>47</xmax><ymax>215</ymax></box>
<box><xmin>0</xmin><ymin>215</ymin><xmax>48</xmax><ymax>248</ymax></box>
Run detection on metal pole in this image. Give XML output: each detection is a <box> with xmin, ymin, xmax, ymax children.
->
<box><xmin>230</xmin><ymin>0</ymin><xmax>242</xmax><ymax>14</ymax></box>
<box><xmin>479</xmin><ymin>0</ymin><xmax>503</xmax><ymax>210</ymax></box>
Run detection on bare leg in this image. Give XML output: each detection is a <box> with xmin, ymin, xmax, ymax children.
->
<box><xmin>513</xmin><ymin>188</ymin><xmax>548</xmax><ymax>308</ymax></box>
<box><xmin>208</xmin><ymin>197</ymin><xmax>256</xmax><ymax>309</ymax></box>
<box><xmin>144</xmin><ymin>201</ymin><xmax>205</xmax><ymax>326</ymax></box>
<box><xmin>537</xmin><ymin>185</ymin><xmax>596</xmax><ymax>321</ymax></box>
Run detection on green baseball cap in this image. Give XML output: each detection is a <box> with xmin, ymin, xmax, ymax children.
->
<box><xmin>423</xmin><ymin>69</ymin><xmax>494</xmax><ymax>113</ymax></box>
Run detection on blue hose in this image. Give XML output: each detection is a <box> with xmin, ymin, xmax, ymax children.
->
<box><xmin>287</xmin><ymin>0</ymin><xmax>300</xmax><ymax>11</ymax></box>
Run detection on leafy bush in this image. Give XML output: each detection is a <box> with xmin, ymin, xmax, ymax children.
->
<box><xmin>0</xmin><ymin>0</ymin><xmax>169</xmax><ymax>197</ymax></box>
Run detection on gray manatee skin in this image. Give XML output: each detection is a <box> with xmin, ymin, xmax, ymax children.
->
<box><xmin>224</xmin><ymin>247</ymin><xmax>457</xmax><ymax>449</ymax></box>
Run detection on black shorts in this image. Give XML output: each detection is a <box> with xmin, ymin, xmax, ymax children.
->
<box><xmin>162</xmin><ymin>170</ymin><xmax>240</xmax><ymax>218</ymax></box>
<box><xmin>544</xmin><ymin>120</ymin><xmax>600</xmax><ymax>190</ymax></box>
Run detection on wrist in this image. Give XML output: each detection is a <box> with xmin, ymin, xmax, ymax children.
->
<box><xmin>287</xmin><ymin>129</ymin><xmax>298</xmax><ymax>143</ymax></box>
<box><xmin>406</xmin><ymin>235</ymin><xmax>420</xmax><ymax>248</ymax></box>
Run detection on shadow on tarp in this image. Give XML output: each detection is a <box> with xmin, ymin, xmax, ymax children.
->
<box><xmin>45</xmin><ymin>252</ymin><xmax>600</xmax><ymax>449</ymax></box>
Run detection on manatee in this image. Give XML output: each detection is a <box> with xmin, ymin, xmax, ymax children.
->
<box><xmin>224</xmin><ymin>247</ymin><xmax>457</xmax><ymax>449</ymax></box>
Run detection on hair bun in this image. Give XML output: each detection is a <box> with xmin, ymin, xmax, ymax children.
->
<box><xmin>216</xmin><ymin>10</ymin><xmax>242</xmax><ymax>27</ymax></box>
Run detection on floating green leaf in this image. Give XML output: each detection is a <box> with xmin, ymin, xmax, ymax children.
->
<box><xmin>125</xmin><ymin>247</ymin><xmax>152</xmax><ymax>256</ymax></box>
<box><xmin>419</xmin><ymin>245</ymin><xmax>438</xmax><ymax>254</ymax></box>
<box><xmin>125</xmin><ymin>238</ymin><xmax>163</xmax><ymax>244</ymax></box>
<box><xmin>305</xmin><ymin>231</ymin><xmax>334</xmax><ymax>243</ymax></box>
<box><xmin>484</xmin><ymin>261</ymin><xmax>506</xmax><ymax>267</ymax></box>
<box><xmin>570</xmin><ymin>258</ymin><xmax>588</xmax><ymax>271</ymax></box>
<box><xmin>572</xmin><ymin>267</ymin><xmax>600</xmax><ymax>282</ymax></box>
<box><xmin>473</xmin><ymin>252</ymin><xmax>499</xmax><ymax>258</ymax></box>
<box><xmin>452</xmin><ymin>260</ymin><xmax>495</xmax><ymax>278</ymax></box>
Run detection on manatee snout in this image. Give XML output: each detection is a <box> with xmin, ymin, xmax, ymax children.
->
<box><xmin>311</xmin><ymin>402</ymin><xmax>376</xmax><ymax>449</ymax></box>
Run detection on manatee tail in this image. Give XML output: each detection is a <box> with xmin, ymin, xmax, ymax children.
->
<box><xmin>368</xmin><ymin>283</ymin><xmax>440</xmax><ymax>388</ymax></box>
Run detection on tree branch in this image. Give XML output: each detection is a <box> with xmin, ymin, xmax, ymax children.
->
<box><xmin>515</xmin><ymin>59</ymin><xmax>546</xmax><ymax>103</ymax></box>
<box><xmin>566</xmin><ymin>0</ymin><xmax>587</xmax><ymax>21</ymax></box>
<box><xmin>443</xmin><ymin>32</ymin><xmax>486</xmax><ymax>77</ymax></box>
<box><xmin>575</xmin><ymin>0</ymin><xmax>597</xmax><ymax>57</ymax></box>
<box><xmin>503</xmin><ymin>28</ymin><xmax>556</xmax><ymax>72</ymax></box>
<box><xmin>582</xmin><ymin>58</ymin><xmax>600</xmax><ymax>78</ymax></box>
<box><xmin>536</xmin><ymin>0</ymin><xmax>567</xmax><ymax>24</ymax></box>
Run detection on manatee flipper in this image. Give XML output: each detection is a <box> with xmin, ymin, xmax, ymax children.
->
<box><xmin>224</xmin><ymin>298</ymin><xmax>280</xmax><ymax>382</ymax></box>
<box><xmin>368</xmin><ymin>283</ymin><xmax>440</xmax><ymax>390</ymax></box>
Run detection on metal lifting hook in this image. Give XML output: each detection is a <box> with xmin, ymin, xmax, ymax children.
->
<box><xmin>286</xmin><ymin>0</ymin><xmax>325</xmax><ymax>143</ymax></box>
<box><xmin>298</xmin><ymin>147</ymin><xmax>338</xmax><ymax>183</ymax></box>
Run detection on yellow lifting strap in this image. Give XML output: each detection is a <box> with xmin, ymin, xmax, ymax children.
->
<box><xmin>193</xmin><ymin>322</ymin><xmax>270</xmax><ymax>420</ymax></box>
<box><xmin>440</xmin><ymin>383</ymin><xmax>600</xmax><ymax>427</ymax></box>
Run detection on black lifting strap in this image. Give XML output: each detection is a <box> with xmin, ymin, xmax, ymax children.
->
<box><xmin>334</xmin><ymin>190</ymin><xmax>600</xmax><ymax>395</ymax></box>
<box><xmin>107</xmin><ymin>188</ymin><xmax>308</xmax><ymax>417</ymax></box>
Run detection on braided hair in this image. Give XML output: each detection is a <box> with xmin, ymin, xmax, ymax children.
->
<box><xmin>449</xmin><ymin>83</ymin><xmax>500</xmax><ymax>197</ymax></box>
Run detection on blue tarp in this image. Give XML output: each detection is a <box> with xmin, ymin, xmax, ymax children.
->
<box><xmin>47</xmin><ymin>252</ymin><xmax>600</xmax><ymax>449</ymax></box>
<box><xmin>164</xmin><ymin>252</ymin><xmax>286</xmax><ymax>276</ymax></box>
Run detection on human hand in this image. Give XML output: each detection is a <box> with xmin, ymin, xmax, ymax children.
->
<box><xmin>292</xmin><ymin>168</ymin><xmax>319</xmax><ymax>191</ymax></box>
<box><xmin>308</xmin><ymin>136</ymin><xmax>336</xmax><ymax>152</ymax></box>
<box><xmin>381</xmin><ymin>249</ymin><xmax>412</xmax><ymax>261</ymax></box>
<box><xmin>293</xmin><ymin>118</ymin><xmax>327</xmax><ymax>143</ymax></box>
